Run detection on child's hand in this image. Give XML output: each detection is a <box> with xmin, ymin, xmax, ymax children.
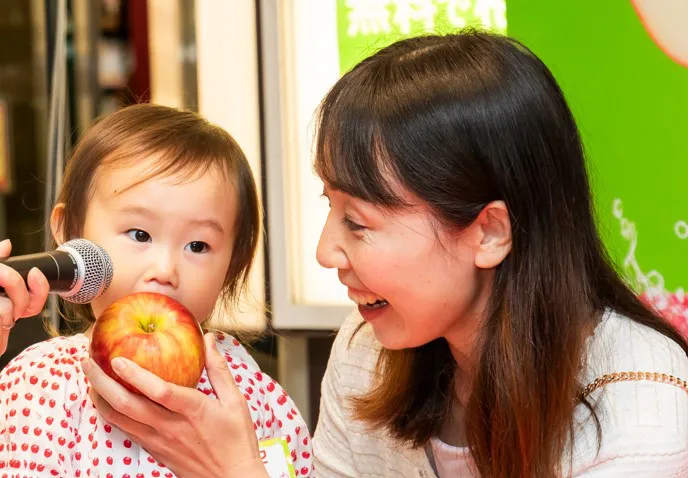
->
<box><xmin>82</xmin><ymin>333</ymin><xmax>269</xmax><ymax>478</ymax></box>
<box><xmin>0</xmin><ymin>239</ymin><xmax>50</xmax><ymax>355</ymax></box>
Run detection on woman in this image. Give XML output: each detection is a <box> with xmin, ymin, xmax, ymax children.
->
<box><xmin>8</xmin><ymin>31</ymin><xmax>688</xmax><ymax>477</ymax></box>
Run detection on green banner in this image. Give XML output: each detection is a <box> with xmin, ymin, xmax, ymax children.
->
<box><xmin>507</xmin><ymin>1</ymin><xmax>687</xmax><ymax>312</ymax></box>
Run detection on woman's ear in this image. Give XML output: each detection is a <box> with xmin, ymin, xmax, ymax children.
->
<box><xmin>50</xmin><ymin>203</ymin><xmax>67</xmax><ymax>245</ymax></box>
<box><xmin>473</xmin><ymin>201</ymin><xmax>512</xmax><ymax>269</ymax></box>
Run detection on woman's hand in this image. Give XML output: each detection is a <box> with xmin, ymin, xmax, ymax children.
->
<box><xmin>0</xmin><ymin>239</ymin><xmax>50</xmax><ymax>355</ymax></box>
<box><xmin>82</xmin><ymin>333</ymin><xmax>269</xmax><ymax>478</ymax></box>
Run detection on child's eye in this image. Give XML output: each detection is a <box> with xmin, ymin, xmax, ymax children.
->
<box><xmin>186</xmin><ymin>241</ymin><xmax>209</xmax><ymax>254</ymax></box>
<box><xmin>127</xmin><ymin>229</ymin><xmax>151</xmax><ymax>243</ymax></box>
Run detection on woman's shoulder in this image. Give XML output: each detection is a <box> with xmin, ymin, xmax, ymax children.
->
<box><xmin>333</xmin><ymin>309</ymin><xmax>380</xmax><ymax>356</ymax></box>
<box><xmin>572</xmin><ymin>311</ymin><xmax>688</xmax><ymax>474</ymax></box>
<box><xmin>329</xmin><ymin>310</ymin><xmax>381</xmax><ymax>381</ymax></box>
<box><xmin>584</xmin><ymin>310</ymin><xmax>688</xmax><ymax>381</ymax></box>
<box><xmin>314</xmin><ymin>312</ymin><xmax>436</xmax><ymax>476</ymax></box>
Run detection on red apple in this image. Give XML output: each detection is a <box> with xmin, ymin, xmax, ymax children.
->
<box><xmin>90</xmin><ymin>292</ymin><xmax>205</xmax><ymax>395</ymax></box>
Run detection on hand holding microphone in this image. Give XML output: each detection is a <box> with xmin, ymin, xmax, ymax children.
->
<box><xmin>0</xmin><ymin>238</ymin><xmax>113</xmax><ymax>355</ymax></box>
<box><xmin>0</xmin><ymin>239</ymin><xmax>50</xmax><ymax>341</ymax></box>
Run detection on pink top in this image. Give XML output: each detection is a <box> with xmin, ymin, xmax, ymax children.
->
<box><xmin>0</xmin><ymin>332</ymin><xmax>314</xmax><ymax>477</ymax></box>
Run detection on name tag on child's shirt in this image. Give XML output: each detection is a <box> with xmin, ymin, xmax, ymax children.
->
<box><xmin>258</xmin><ymin>437</ymin><xmax>296</xmax><ymax>478</ymax></box>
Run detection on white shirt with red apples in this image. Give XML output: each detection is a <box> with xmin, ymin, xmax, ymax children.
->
<box><xmin>0</xmin><ymin>332</ymin><xmax>314</xmax><ymax>477</ymax></box>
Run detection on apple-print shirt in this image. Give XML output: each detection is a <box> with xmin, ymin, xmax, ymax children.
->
<box><xmin>0</xmin><ymin>331</ymin><xmax>314</xmax><ymax>477</ymax></box>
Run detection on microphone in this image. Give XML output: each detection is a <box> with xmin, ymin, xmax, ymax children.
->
<box><xmin>0</xmin><ymin>239</ymin><xmax>114</xmax><ymax>304</ymax></box>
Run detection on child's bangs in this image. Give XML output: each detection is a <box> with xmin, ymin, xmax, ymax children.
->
<box><xmin>101</xmin><ymin>133</ymin><xmax>236</xmax><ymax>190</ymax></box>
<box><xmin>137</xmin><ymin>147</ymin><xmax>233</xmax><ymax>187</ymax></box>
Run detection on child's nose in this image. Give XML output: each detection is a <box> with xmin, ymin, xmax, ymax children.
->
<box><xmin>143</xmin><ymin>250</ymin><xmax>179</xmax><ymax>289</ymax></box>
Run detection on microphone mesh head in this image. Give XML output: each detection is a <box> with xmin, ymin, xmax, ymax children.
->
<box><xmin>58</xmin><ymin>239</ymin><xmax>114</xmax><ymax>304</ymax></box>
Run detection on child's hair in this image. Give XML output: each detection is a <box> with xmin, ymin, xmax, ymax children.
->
<box><xmin>314</xmin><ymin>30</ymin><xmax>688</xmax><ymax>477</ymax></box>
<box><xmin>51</xmin><ymin>103</ymin><xmax>261</xmax><ymax>335</ymax></box>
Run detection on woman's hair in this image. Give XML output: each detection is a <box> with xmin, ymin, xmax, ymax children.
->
<box><xmin>314</xmin><ymin>30</ymin><xmax>688</xmax><ymax>477</ymax></box>
<box><xmin>52</xmin><ymin>103</ymin><xmax>261</xmax><ymax>334</ymax></box>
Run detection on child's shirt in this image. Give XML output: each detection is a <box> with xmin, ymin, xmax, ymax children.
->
<box><xmin>0</xmin><ymin>331</ymin><xmax>314</xmax><ymax>477</ymax></box>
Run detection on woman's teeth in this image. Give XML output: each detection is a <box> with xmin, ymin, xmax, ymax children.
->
<box><xmin>361</xmin><ymin>300</ymin><xmax>389</xmax><ymax>310</ymax></box>
<box><xmin>348</xmin><ymin>290</ymin><xmax>388</xmax><ymax>308</ymax></box>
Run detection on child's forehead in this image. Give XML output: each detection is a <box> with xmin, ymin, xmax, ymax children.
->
<box><xmin>93</xmin><ymin>155</ymin><xmax>232</xmax><ymax>198</ymax></box>
<box><xmin>89</xmin><ymin>161</ymin><xmax>238</xmax><ymax>228</ymax></box>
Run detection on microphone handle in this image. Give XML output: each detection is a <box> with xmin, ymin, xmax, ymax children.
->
<box><xmin>0</xmin><ymin>251</ymin><xmax>79</xmax><ymax>295</ymax></box>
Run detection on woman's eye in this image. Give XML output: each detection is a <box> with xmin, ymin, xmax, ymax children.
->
<box><xmin>341</xmin><ymin>216</ymin><xmax>365</xmax><ymax>231</ymax></box>
<box><xmin>127</xmin><ymin>229</ymin><xmax>151</xmax><ymax>243</ymax></box>
<box><xmin>186</xmin><ymin>241</ymin><xmax>209</xmax><ymax>254</ymax></box>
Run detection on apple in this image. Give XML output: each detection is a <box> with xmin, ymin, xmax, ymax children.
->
<box><xmin>90</xmin><ymin>292</ymin><xmax>206</xmax><ymax>395</ymax></box>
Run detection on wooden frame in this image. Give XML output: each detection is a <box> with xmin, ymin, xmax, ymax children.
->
<box><xmin>260</xmin><ymin>0</ymin><xmax>354</xmax><ymax>331</ymax></box>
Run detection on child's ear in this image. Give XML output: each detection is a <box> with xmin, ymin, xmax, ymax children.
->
<box><xmin>50</xmin><ymin>203</ymin><xmax>67</xmax><ymax>245</ymax></box>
